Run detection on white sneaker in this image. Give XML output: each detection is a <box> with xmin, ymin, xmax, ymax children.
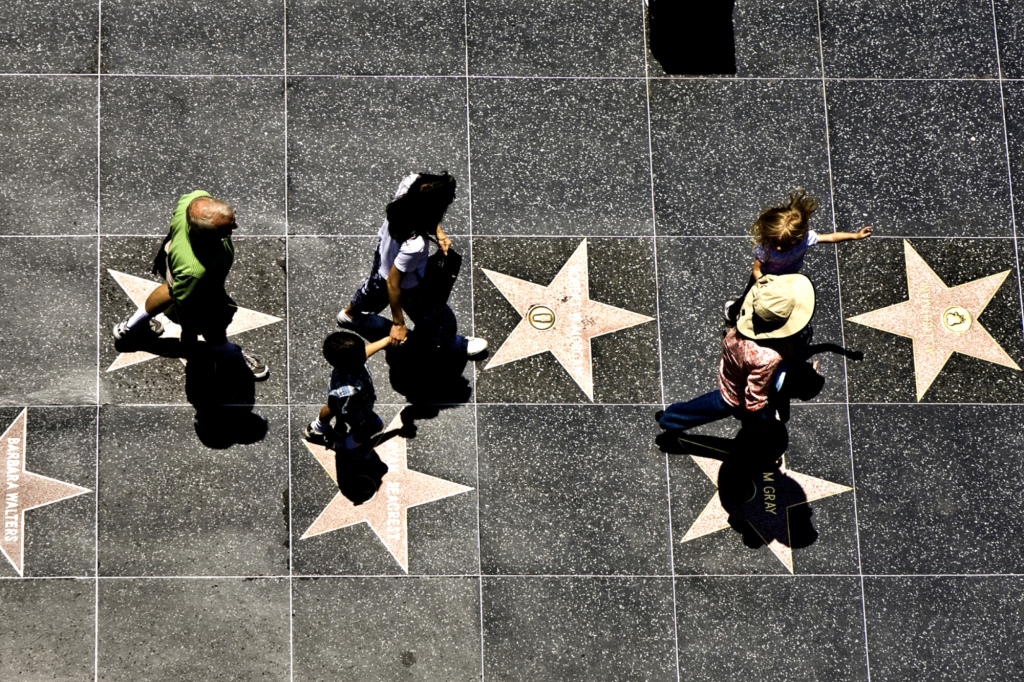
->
<box><xmin>723</xmin><ymin>299</ymin><xmax>736</xmax><ymax>322</ymax></box>
<box><xmin>463</xmin><ymin>336</ymin><xmax>488</xmax><ymax>358</ymax></box>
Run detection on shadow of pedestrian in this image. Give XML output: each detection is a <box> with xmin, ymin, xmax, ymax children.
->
<box><xmin>661</xmin><ymin>420</ymin><xmax>819</xmax><ymax>554</ymax></box>
<box><xmin>649</xmin><ymin>0</ymin><xmax>737</xmax><ymax>75</ymax></box>
<box><xmin>332</xmin><ymin>418</ymin><xmax>413</xmax><ymax>505</ymax></box>
<box><xmin>184</xmin><ymin>345</ymin><xmax>267</xmax><ymax>449</ymax></box>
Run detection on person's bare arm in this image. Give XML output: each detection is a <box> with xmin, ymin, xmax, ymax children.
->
<box><xmin>435</xmin><ymin>224</ymin><xmax>452</xmax><ymax>255</ymax></box>
<box><xmin>387</xmin><ymin>264</ymin><xmax>407</xmax><ymax>345</ymax></box>
<box><xmin>364</xmin><ymin>335</ymin><xmax>392</xmax><ymax>358</ymax></box>
<box><xmin>818</xmin><ymin>226</ymin><xmax>873</xmax><ymax>243</ymax></box>
<box><xmin>752</xmin><ymin>258</ymin><xmax>764</xmax><ymax>280</ymax></box>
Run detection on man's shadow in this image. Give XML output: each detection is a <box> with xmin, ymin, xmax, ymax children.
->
<box><xmin>183</xmin><ymin>345</ymin><xmax>268</xmax><ymax>449</ymax></box>
<box><xmin>659</xmin><ymin>421</ymin><xmax>818</xmax><ymax>552</ymax></box>
<box><xmin>113</xmin><ymin>332</ymin><xmax>269</xmax><ymax>448</ymax></box>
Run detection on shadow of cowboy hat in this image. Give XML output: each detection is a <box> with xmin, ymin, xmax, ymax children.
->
<box><xmin>736</xmin><ymin>274</ymin><xmax>815</xmax><ymax>340</ymax></box>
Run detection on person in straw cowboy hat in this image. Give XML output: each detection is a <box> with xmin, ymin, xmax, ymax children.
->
<box><xmin>657</xmin><ymin>273</ymin><xmax>817</xmax><ymax>433</ymax></box>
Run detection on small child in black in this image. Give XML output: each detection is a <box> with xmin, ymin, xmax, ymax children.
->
<box><xmin>304</xmin><ymin>331</ymin><xmax>392</xmax><ymax>455</ymax></box>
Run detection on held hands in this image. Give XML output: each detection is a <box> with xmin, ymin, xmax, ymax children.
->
<box><xmin>389</xmin><ymin>321</ymin><xmax>407</xmax><ymax>346</ymax></box>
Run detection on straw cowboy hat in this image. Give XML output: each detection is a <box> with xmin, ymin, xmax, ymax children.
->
<box><xmin>736</xmin><ymin>274</ymin><xmax>815</xmax><ymax>340</ymax></box>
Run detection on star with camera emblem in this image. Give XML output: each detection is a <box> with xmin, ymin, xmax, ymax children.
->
<box><xmin>847</xmin><ymin>240</ymin><xmax>1019</xmax><ymax>400</ymax></box>
<box><xmin>481</xmin><ymin>239</ymin><xmax>654</xmax><ymax>400</ymax></box>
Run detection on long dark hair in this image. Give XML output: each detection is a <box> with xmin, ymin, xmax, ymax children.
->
<box><xmin>385</xmin><ymin>172</ymin><xmax>457</xmax><ymax>244</ymax></box>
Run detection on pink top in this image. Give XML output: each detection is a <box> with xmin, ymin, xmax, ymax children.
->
<box><xmin>718</xmin><ymin>327</ymin><xmax>791</xmax><ymax>412</ymax></box>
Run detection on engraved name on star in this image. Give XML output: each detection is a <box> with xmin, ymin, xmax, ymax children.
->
<box><xmin>301</xmin><ymin>411</ymin><xmax>473</xmax><ymax>573</ymax></box>
<box><xmin>1</xmin><ymin>409</ymin><xmax>91</xmax><ymax>576</ymax></box>
<box><xmin>107</xmin><ymin>270</ymin><xmax>283</xmax><ymax>372</ymax></box>
<box><xmin>678</xmin><ymin>437</ymin><xmax>850</xmax><ymax>573</ymax></box>
<box><xmin>846</xmin><ymin>240</ymin><xmax>1020</xmax><ymax>401</ymax></box>
<box><xmin>481</xmin><ymin>239</ymin><xmax>654</xmax><ymax>401</ymax></box>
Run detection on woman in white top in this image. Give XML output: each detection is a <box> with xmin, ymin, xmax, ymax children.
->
<box><xmin>338</xmin><ymin>172</ymin><xmax>487</xmax><ymax>357</ymax></box>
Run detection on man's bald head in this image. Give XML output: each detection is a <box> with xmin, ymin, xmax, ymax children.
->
<box><xmin>186</xmin><ymin>196</ymin><xmax>236</xmax><ymax>237</ymax></box>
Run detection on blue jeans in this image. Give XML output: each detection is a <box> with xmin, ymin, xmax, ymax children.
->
<box><xmin>660</xmin><ymin>390</ymin><xmax>742</xmax><ymax>431</ymax></box>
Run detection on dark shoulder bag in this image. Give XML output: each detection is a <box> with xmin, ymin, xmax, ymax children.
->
<box><xmin>423</xmin><ymin>244</ymin><xmax>462</xmax><ymax>306</ymax></box>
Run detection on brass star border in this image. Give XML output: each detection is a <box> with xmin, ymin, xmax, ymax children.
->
<box><xmin>481</xmin><ymin>239</ymin><xmax>654</xmax><ymax>401</ymax></box>
<box><xmin>1</xmin><ymin>409</ymin><xmax>91</xmax><ymax>576</ymax></box>
<box><xmin>847</xmin><ymin>240</ymin><xmax>1020</xmax><ymax>400</ymax></box>
<box><xmin>301</xmin><ymin>410</ymin><xmax>473</xmax><ymax>573</ymax></box>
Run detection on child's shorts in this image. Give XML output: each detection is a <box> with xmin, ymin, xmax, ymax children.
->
<box><xmin>328</xmin><ymin>402</ymin><xmax>384</xmax><ymax>442</ymax></box>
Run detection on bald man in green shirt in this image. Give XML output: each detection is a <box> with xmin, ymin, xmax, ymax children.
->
<box><xmin>113</xmin><ymin>191</ymin><xmax>268</xmax><ymax>379</ymax></box>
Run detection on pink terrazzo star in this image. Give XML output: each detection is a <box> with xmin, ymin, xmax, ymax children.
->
<box><xmin>107</xmin><ymin>270</ymin><xmax>283</xmax><ymax>372</ymax></box>
<box><xmin>301</xmin><ymin>410</ymin><xmax>473</xmax><ymax>573</ymax></box>
<box><xmin>481</xmin><ymin>239</ymin><xmax>654</xmax><ymax>400</ymax></box>
<box><xmin>1</xmin><ymin>409</ymin><xmax>91</xmax><ymax>576</ymax></box>
<box><xmin>678</xmin><ymin>438</ymin><xmax>850</xmax><ymax>574</ymax></box>
<box><xmin>847</xmin><ymin>240</ymin><xmax>1020</xmax><ymax>401</ymax></box>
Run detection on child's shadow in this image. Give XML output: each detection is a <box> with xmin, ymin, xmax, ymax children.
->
<box><xmin>333</xmin><ymin>415</ymin><xmax>417</xmax><ymax>505</ymax></box>
<box><xmin>659</xmin><ymin>422</ymin><xmax>818</xmax><ymax>552</ymax></box>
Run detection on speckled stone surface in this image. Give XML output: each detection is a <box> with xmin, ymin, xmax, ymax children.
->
<box><xmin>292</xmin><ymin>577</ymin><xmax>481</xmax><ymax>680</ymax></box>
<box><xmin>473</xmin><ymin>237</ymin><xmax>661</xmax><ymax>403</ymax></box>
<box><xmin>826</xmin><ymin>81</ymin><xmax>1011</xmax><ymax>238</ymax></box>
<box><xmin>99</xmin><ymin>236</ymin><xmax>288</xmax><ymax>405</ymax></box>
<box><xmin>5</xmin><ymin>1</ymin><xmax>1024</xmax><ymax>678</ymax></box>
<box><xmin>1002</xmin><ymin>83</ymin><xmax>1024</xmax><ymax>237</ymax></box>
<box><xmin>483</xmin><ymin>577</ymin><xmax>676</xmax><ymax>681</ymax></box>
<box><xmin>0</xmin><ymin>579</ymin><xmax>94</xmax><ymax>681</ymax></box>
<box><xmin>101</xmin><ymin>0</ymin><xmax>284</xmax><ymax>75</ymax></box>
<box><xmin>0</xmin><ymin>0</ymin><xmax>98</xmax><ymax>73</ymax></box>
<box><xmin>100</xmin><ymin>77</ymin><xmax>285</xmax><ymax>235</ymax></box>
<box><xmin>98</xmin><ymin>578</ymin><xmax>289</xmax><ymax>680</ymax></box>
<box><xmin>287</xmin><ymin>0</ymin><xmax>464</xmax><ymax>76</ymax></box>
<box><xmin>286</xmin><ymin>76</ymin><xmax>468</xmax><ymax>235</ymax></box>
<box><xmin>0</xmin><ymin>237</ymin><xmax>97</xmax><ymax>405</ymax></box>
<box><xmin>646</xmin><ymin>0</ymin><xmax>822</xmax><ymax>78</ymax></box>
<box><xmin>669</xmin><ymin>405</ymin><xmax>858</xmax><ymax>575</ymax></box>
<box><xmin>467</xmin><ymin>0</ymin><xmax>645</xmax><ymax>77</ymax></box>
<box><xmin>97</xmin><ymin>406</ymin><xmax>289</xmax><ymax>576</ymax></box>
<box><xmin>863</xmin><ymin>577</ymin><xmax>1024</xmax><ymax>682</ymax></box>
<box><xmin>819</xmin><ymin>0</ymin><xmax>998</xmax><ymax>78</ymax></box>
<box><xmin>477</xmin><ymin>405</ymin><xmax>669</xmax><ymax>575</ymax></box>
<box><xmin>995</xmin><ymin>0</ymin><xmax>1024</xmax><ymax>78</ymax></box>
<box><xmin>649</xmin><ymin>79</ymin><xmax>831</xmax><ymax>236</ymax></box>
<box><xmin>839</xmin><ymin>238</ymin><xmax>1024</xmax><ymax>403</ymax></box>
<box><xmin>0</xmin><ymin>407</ymin><xmax>95</xmax><ymax>578</ymax></box>
<box><xmin>290</xmin><ymin>406</ymin><xmax>478</xmax><ymax>575</ymax></box>
<box><xmin>851</xmin><ymin>404</ymin><xmax>1024</xmax><ymax>574</ymax></box>
<box><xmin>0</xmin><ymin>77</ymin><xmax>97</xmax><ymax>235</ymax></box>
<box><xmin>657</xmin><ymin>236</ymin><xmax>847</xmax><ymax>405</ymax></box>
<box><xmin>676</xmin><ymin>576</ymin><xmax>867</xmax><ymax>681</ymax></box>
<box><xmin>286</xmin><ymin>235</ymin><xmax>475</xmax><ymax>406</ymax></box>
<box><xmin>468</xmin><ymin>79</ymin><xmax>652</xmax><ymax>236</ymax></box>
